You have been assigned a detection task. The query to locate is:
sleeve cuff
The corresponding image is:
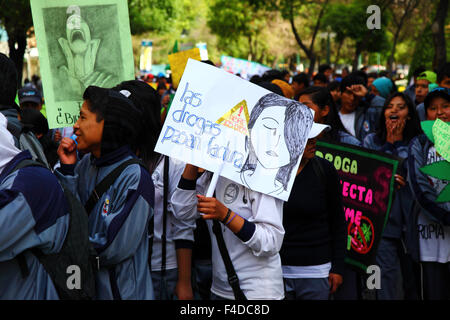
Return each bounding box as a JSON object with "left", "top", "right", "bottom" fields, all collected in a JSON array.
[
  {"left": 175, "top": 239, "right": 194, "bottom": 250},
  {"left": 58, "top": 163, "right": 75, "bottom": 176},
  {"left": 178, "top": 177, "right": 197, "bottom": 190},
  {"left": 235, "top": 219, "right": 256, "bottom": 242}
]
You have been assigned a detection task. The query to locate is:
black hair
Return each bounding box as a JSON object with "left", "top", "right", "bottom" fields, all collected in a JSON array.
[
  {"left": 19, "top": 108, "right": 49, "bottom": 136},
  {"left": 83, "top": 85, "right": 143, "bottom": 157},
  {"left": 367, "top": 72, "right": 378, "bottom": 79},
  {"left": 313, "top": 73, "right": 329, "bottom": 84},
  {"left": 376, "top": 92, "right": 422, "bottom": 144},
  {"left": 298, "top": 86, "right": 348, "bottom": 142},
  {"left": 319, "top": 64, "right": 332, "bottom": 74},
  {"left": 249, "top": 75, "right": 262, "bottom": 84},
  {"left": 413, "top": 66, "right": 426, "bottom": 78},
  {"left": 350, "top": 70, "right": 368, "bottom": 87},
  {"left": 340, "top": 74, "right": 366, "bottom": 93},
  {"left": 257, "top": 81, "right": 284, "bottom": 96},
  {"left": 241, "top": 93, "right": 313, "bottom": 191},
  {"left": 19, "top": 108, "right": 59, "bottom": 168},
  {"left": 112, "top": 80, "right": 162, "bottom": 173},
  {"left": 378, "top": 71, "right": 390, "bottom": 78},
  {"left": 292, "top": 73, "right": 310, "bottom": 88},
  {"left": 327, "top": 80, "right": 340, "bottom": 92},
  {"left": 261, "top": 69, "right": 284, "bottom": 82},
  {"left": 437, "top": 62, "right": 450, "bottom": 84},
  {"left": 0, "top": 53, "right": 18, "bottom": 107},
  {"left": 280, "top": 69, "right": 290, "bottom": 79}
]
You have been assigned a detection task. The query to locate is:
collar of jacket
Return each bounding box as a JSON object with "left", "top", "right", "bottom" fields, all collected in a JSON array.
[
  {"left": 0, "top": 150, "right": 32, "bottom": 183},
  {"left": 91, "top": 145, "right": 135, "bottom": 167}
]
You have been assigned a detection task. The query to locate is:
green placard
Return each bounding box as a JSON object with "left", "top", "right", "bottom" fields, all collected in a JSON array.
[
  {"left": 432, "top": 119, "right": 450, "bottom": 162},
  {"left": 30, "top": 0, "right": 135, "bottom": 129},
  {"left": 316, "top": 140, "right": 400, "bottom": 273}
]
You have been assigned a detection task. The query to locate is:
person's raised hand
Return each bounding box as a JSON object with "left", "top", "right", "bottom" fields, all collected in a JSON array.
[
  {"left": 57, "top": 137, "right": 77, "bottom": 165},
  {"left": 346, "top": 84, "right": 368, "bottom": 98}
]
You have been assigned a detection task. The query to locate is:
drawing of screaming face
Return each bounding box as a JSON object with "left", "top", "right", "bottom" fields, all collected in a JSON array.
[
  {"left": 66, "top": 17, "right": 91, "bottom": 54},
  {"left": 249, "top": 105, "right": 290, "bottom": 169}
]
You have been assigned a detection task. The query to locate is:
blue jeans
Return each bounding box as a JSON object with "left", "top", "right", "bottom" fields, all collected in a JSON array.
[
  {"left": 376, "top": 237, "right": 403, "bottom": 300},
  {"left": 151, "top": 268, "right": 178, "bottom": 300},
  {"left": 283, "top": 278, "right": 330, "bottom": 300},
  {"left": 192, "top": 259, "right": 213, "bottom": 300}
]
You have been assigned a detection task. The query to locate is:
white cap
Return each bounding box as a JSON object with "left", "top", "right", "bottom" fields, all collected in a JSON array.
[{"left": 308, "top": 122, "right": 331, "bottom": 139}]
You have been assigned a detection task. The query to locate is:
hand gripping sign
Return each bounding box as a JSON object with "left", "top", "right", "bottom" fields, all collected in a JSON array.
[{"left": 155, "top": 59, "right": 315, "bottom": 201}]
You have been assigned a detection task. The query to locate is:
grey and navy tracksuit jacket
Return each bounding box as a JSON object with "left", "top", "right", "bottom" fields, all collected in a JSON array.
[
  {"left": 0, "top": 150, "right": 69, "bottom": 299},
  {"left": 56, "top": 146, "right": 155, "bottom": 300}
]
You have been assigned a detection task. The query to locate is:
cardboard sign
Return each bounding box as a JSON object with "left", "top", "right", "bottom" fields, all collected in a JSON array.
[
  {"left": 315, "top": 140, "right": 400, "bottom": 273},
  {"left": 432, "top": 119, "right": 450, "bottom": 162},
  {"left": 168, "top": 48, "right": 201, "bottom": 89},
  {"left": 30, "top": 0, "right": 134, "bottom": 129},
  {"left": 155, "top": 59, "right": 314, "bottom": 201}
]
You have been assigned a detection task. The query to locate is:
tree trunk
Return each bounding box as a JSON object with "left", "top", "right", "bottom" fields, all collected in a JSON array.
[
  {"left": 308, "top": 54, "right": 316, "bottom": 79},
  {"left": 432, "top": 0, "right": 448, "bottom": 71},
  {"left": 353, "top": 42, "right": 362, "bottom": 71},
  {"left": 7, "top": 32, "right": 27, "bottom": 87},
  {"left": 334, "top": 38, "right": 344, "bottom": 66},
  {"left": 387, "top": 0, "right": 419, "bottom": 73}
]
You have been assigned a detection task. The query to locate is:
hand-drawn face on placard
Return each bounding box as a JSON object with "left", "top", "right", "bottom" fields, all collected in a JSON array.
[
  {"left": 241, "top": 93, "right": 312, "bottom": 196},
  {"left": 154, "top": 59, "right": 314, "bottom": 201},
  {"left": 42, "top": 5, "right": 121, "bottom": 101}
]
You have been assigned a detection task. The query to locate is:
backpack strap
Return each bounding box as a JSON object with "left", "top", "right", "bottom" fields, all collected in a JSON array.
[
  {"left": 212, "top": 217, "right": 247, "bottom": 300},
  {"left": 161, "top": 156, "right": 169, "bottom": 275},
  {"left": 84, "top": 158, "right": 147, "bottom": 215}
]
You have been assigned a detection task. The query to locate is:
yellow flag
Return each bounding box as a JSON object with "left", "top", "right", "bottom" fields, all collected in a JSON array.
[{"left": 168, "top": 48, "right": 201, "bottom": 89}]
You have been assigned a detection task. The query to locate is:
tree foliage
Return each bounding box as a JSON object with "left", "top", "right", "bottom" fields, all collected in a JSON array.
[{"left": 207, "top": 0, "right": 271, "bottom": 62}]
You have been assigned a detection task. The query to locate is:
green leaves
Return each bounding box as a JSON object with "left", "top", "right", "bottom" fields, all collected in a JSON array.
[{"left": 420, "top": 160, "right": 450, "bottom": 181}]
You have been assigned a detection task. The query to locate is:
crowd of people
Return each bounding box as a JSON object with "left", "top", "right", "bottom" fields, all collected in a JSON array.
[{"left": 0, "top": 51, "right": 449, "bottom": 300}]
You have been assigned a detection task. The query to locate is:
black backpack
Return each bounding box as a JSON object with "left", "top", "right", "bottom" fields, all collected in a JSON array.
[
  {"left": 14, "top": 157, "right": 151, "bottom": 300},
  {"left": 13, "top": 159, "right": 98, "bottom": 300}
]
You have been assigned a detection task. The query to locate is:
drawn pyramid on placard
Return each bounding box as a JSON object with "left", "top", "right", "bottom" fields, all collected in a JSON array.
[{"left": 216, "top": 100, "right": 250, "bottom": 136}]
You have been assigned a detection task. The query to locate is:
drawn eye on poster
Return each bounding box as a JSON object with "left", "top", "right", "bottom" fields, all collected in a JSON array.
[
  {"left": 30, "top": 0, "right": 134, "bottom": 129},
  {"left": 154, "top": 59, "right": 315, "bottom": 201}
]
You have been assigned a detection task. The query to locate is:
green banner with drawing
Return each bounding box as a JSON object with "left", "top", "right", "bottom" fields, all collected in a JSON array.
[
  {"left": 316, "top": 140, "right": 400, "bottom": 273},
  {"left": 31, "top": 0, "right": 135, "bottom": 129}
]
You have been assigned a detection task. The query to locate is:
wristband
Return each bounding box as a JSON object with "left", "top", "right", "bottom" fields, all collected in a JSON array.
[
  {"left": 225, "top": 212, "right": 237, "bottom": 226},
  {"left": 221, "top": 208, "right": 232, "bottom": 224}
]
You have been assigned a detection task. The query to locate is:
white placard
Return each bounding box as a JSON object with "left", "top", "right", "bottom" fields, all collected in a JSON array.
[{"left": 155, "top": 59, "right": 314, "bottom": 201}]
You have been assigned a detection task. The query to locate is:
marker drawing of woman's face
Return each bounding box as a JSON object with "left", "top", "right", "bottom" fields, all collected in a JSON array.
[
  {"left": 249, "top": 106, "right": 290, "bottom": 169},
  {"left": 241, "top": 92, "right": 314, "bottom": 195}
]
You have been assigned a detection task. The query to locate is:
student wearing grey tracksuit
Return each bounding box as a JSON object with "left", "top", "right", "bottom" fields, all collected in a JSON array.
[
  {"left": 406, "top": 87, "right": 450, "bottom": 300},
  {"left": 57, "top": 86, "right": 156, "bottom": 299},
  {"left": 0, "top": 113, "right": 69, "bottom": 300},
  {"left": 363, "top": 92, "right": 422, "bottom": 300}
]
